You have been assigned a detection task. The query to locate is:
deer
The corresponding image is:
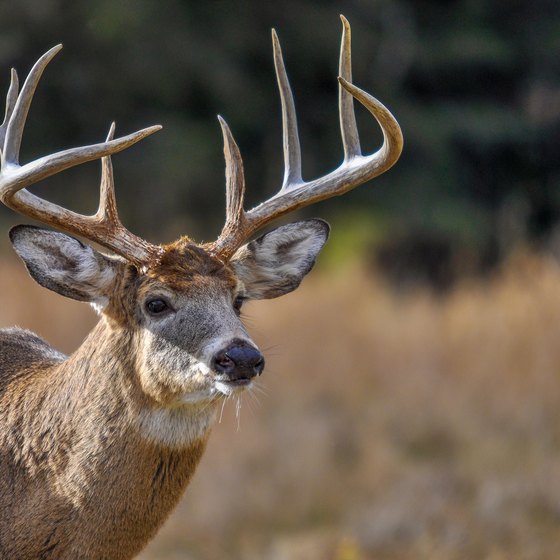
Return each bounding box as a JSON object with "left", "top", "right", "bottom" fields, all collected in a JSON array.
[{"left": 0, "top": 16, "right": 402, "bottom": 559}]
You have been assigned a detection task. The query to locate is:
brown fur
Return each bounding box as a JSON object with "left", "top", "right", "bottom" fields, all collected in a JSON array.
[{"left": 0, "top": 243, "right": 223, "bottom": 559}]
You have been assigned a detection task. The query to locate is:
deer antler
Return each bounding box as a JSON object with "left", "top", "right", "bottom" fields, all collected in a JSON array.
[
  {"left": 0, "top": 45, "right": 163, "bottom": 266},
  {"left": 209, "top": 16, "right": 403, "bottom": 260}
]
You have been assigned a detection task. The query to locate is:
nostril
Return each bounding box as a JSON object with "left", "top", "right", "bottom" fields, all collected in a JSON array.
[
  {"left": 254, "top": 356, "right": 265, "bottom": 376},
  {"left": 212, "top": 351, "right": 235, "bottom": 375}
]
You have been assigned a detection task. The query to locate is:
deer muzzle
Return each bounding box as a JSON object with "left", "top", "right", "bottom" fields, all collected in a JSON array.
[{"left": 211, "top": 339, "right": 265, "bottom": 384}]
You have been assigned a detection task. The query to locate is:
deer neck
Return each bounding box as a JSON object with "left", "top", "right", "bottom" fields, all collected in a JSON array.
[{"left": 4, "top": 318, "right": 216, "bottom": 558}]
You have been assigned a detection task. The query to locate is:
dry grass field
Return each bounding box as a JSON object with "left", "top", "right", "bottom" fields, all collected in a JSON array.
[{"left": 1, "top": 251, "right": 560, "bottom": 559}]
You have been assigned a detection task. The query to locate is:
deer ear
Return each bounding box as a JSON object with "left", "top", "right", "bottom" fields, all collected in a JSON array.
[
  {"left": 230, "top": 219, "right": 329, "bottom": 300},
  {"left": 9, "top": 225, "right": 121, "bottom": 309}
]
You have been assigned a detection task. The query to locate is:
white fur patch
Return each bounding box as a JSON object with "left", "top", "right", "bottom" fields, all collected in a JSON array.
[
  {"left": 214, "top": 381, "right": 240, "bottom": 397},
  {"left": 137, "top": 405, "right": 217, "bottom": 448}
]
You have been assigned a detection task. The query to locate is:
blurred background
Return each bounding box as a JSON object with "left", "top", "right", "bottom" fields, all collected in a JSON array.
[{"left": 1, "top": 0, "right": 560, "bottom": 558}]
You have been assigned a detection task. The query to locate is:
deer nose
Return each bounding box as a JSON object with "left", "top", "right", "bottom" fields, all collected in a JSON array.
[{"left": 212, "top": 340, "right": 265, "bottom": 381}]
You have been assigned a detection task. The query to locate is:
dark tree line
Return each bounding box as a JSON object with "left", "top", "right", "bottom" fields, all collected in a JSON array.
[{"left": 0, "top": 0, "right": 558, "bottom": 283}]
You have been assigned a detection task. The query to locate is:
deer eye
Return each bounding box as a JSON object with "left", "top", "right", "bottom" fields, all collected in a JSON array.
[
  {"left": 233, "top": 295, "right": 245, "bottom": 315},
  {"left": 145, "top": 298, "right": 169, "bottom": 315}
]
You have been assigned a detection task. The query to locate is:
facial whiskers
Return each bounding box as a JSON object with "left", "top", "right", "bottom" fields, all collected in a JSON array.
[
  {"left": 246, "top": 384, "right": 263, "bottom": 408},
  {"left": 218, "top": 394, "right": 229, "bottom": 424},
  {"left": 249, "top": 380, "right": 269, "bottom": 398},
  {"left": 214, "top": 380, "right": 266, "bottom": 428},
  {"left": 235, "top": 395, "right": 242, "bottom": 431}
]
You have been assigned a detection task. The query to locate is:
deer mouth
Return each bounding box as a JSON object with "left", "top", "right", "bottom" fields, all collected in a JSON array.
[
  {"left": 214, "top": 376, "right": 253, "bottom": 396},
  {"left": 224, "top": 377, "right": 252, "bottom": 387}
]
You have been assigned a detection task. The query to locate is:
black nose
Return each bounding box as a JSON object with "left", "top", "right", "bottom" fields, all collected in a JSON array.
[{"left": 211, "top": 340, "right": 265, "bottom": 381}]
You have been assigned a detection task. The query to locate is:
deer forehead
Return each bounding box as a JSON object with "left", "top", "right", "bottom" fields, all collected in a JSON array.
[{"left": 141, "top": 241, "right": 238, "bottom": 296}]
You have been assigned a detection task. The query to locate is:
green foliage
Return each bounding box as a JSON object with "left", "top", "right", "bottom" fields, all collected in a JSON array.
[{"left": 318, "top": 210, "right": 388, "bottom": 270}]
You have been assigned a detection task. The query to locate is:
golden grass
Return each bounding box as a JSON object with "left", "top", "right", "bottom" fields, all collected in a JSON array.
[{"left": 2, "top": 251, "right": 560, "bottom": 559}]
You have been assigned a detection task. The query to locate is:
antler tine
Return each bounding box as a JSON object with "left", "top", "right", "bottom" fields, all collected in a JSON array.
[
  {"left": 216, "top": 115, "right": 247, "bottom": 242},
  {"left": 338, "top": 14, "right": 361, "bottom": 160},
  {"left": 209, "top": 16, "right": 403, "bottom": 260},
  {"left": 0, "top": 46, "right": 163, "bottom": 266},
  {"left": 338, "top": 77, "right": 403, "bottom": 170},
  {"left": 1, "top": 124, "right": 162, "bottom": 199},
  {"left": 0, "top": 69, "right": 19, "bottom": 152},
  {"left": 97, "top": 122, "right": 120, "bottom": 224},
  {"left": 272, "top": 29, "right": 302, "bottom": 189},
  {"left": 3, "top": 45, "right": 62, "bottom": 166}
]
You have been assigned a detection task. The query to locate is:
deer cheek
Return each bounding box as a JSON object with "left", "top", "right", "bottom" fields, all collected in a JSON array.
[{"left": 135, "top": 334, "right": 197, "bottom": 404}]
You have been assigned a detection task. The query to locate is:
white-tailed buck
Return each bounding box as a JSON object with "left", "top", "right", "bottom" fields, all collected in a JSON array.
[{"left": 0, "top": 16, "right": 402, "bottom": 559}]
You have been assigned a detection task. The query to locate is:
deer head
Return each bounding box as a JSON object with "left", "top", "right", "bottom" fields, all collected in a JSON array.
[{"left": 0, "top": 16, "right": 402, "bottom": 408}]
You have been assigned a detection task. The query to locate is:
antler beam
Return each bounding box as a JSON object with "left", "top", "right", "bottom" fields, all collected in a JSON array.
[
  {"left": 210, "top": 15, "right": 403, "bottom": 259},
  {"left": 0, "top": 45, "right": 162, "bottom": 265}
]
